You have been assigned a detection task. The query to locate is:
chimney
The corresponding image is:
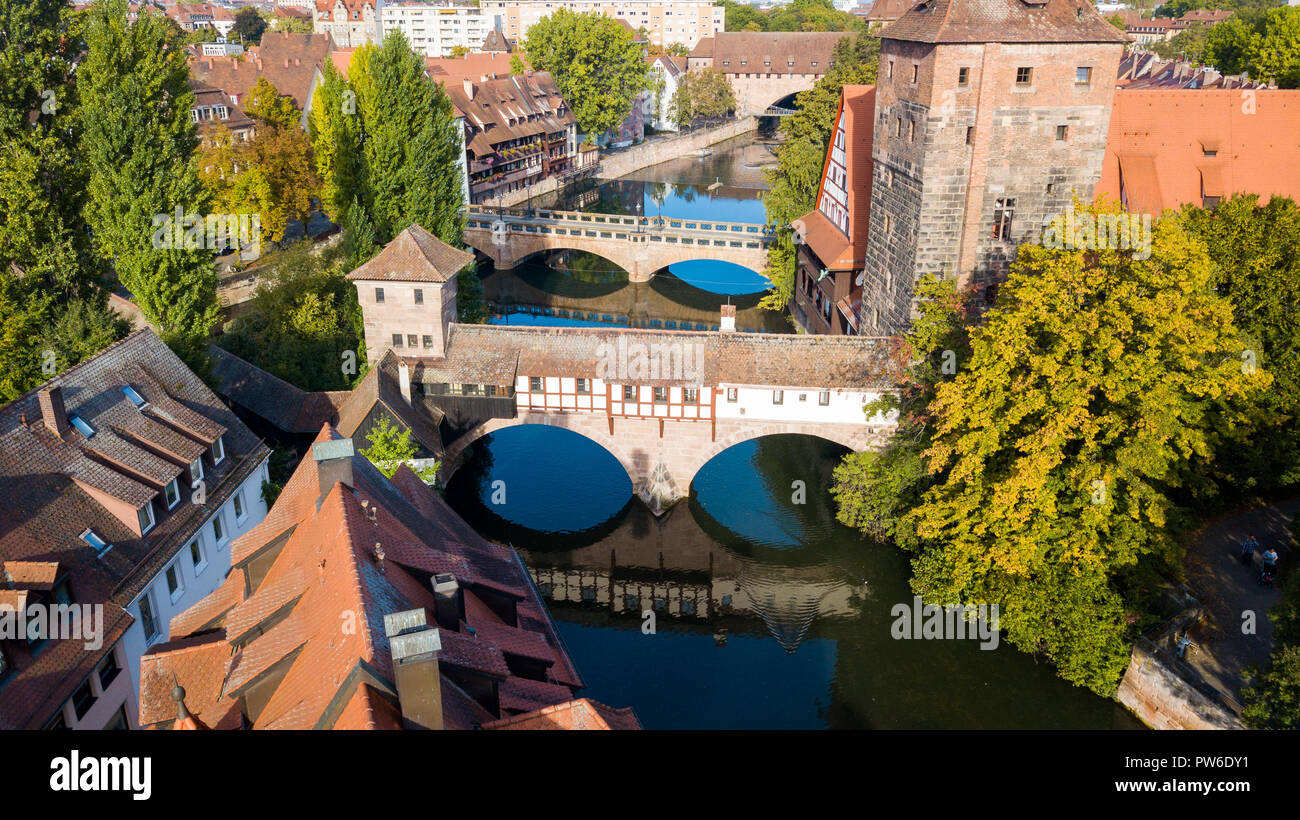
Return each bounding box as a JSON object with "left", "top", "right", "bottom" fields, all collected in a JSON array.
[
  {"left": 312, "top": 438, "right": 355, "bottom": 509},
  {"left": 719, "top": 303, "right": 737, "bottom": 332},
  {"left": 432, "top": 573, "right": 462, "bottom": 630},
  {"left": 463, "top": 78, "right": 475, "bottom": 100},
  {"left": 384, "top": 609, "right": 444, "bottom": 730},
  {"left": 38, "top": 386, "right": 69, "bottom": 436},
  {"left": 398, "top": 359, "right": 413, "bottom": 406}
]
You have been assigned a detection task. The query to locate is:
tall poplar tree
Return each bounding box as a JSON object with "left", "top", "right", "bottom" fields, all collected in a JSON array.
[
  {"left": 350, "top": 31, "right": 464, "bottom": 244},
  {"left": 79, "top": 0, "right": 218, "bottom": 340}
]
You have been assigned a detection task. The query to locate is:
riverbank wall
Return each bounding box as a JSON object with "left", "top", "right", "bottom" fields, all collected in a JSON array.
[
  {"left": 1116, "top": 597, "right": 1244, "bottom": 730},
  {"left": 491, "top": 117, "right": 759, "bottom": 208}
]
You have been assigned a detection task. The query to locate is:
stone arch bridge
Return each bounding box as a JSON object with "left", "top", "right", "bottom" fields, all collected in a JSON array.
[{"left": 463, "top": 205, "right": 775, "bottom": 283}]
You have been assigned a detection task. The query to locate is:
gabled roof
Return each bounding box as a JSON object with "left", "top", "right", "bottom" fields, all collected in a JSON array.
[
  {"left": 0, "top": 329, "right": 268, "bottom": 729},
  {"left": 880, "top": 0, "right": 1129, "bottom": 44},
  {"left": 333, "top": 351, "right": 445, "bottom": 456},
  {"left": 189, "top": 33, "right": 336, "bottom": 113},
  {"left": 346, "top": 224, "right": 475, "bottom": 284},
  {"left": 799, "top": 85, "right": 876, "bottom": 273},
  {"left": 140, "top": 424, "right": 602, "bottom": 729},
  {"left": 482, "top": 697, "right": 640, "bottom": 730},
  {"left": 866, "top": 0, "right": 920, "bottom": 21},
  {"left": 688, "top": 32, "right": 848, "bottom": 75},
  {"left": 208, "top": 344, "right": 347, "bottom": 434}
]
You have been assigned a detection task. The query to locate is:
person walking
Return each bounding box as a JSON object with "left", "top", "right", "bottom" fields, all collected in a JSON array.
[{"left": 1241, "top": 535, "right": 1259, "bottom": 566}]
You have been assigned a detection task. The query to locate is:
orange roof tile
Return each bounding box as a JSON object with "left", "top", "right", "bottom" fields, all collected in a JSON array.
[{"left": 1097, "top": 90, "right": 1300, "bottom": 215}]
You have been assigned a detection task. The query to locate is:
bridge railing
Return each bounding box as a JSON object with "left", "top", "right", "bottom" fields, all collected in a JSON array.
[{"left": 465, "top": 204, "right": 776, "bottom": 248}]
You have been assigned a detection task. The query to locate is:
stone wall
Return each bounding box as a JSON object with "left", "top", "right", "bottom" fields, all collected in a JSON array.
[
  {"left": 1116, "top": 604, "right": 1244, "bottom": 730},
  {"left": 860, "top": 38, "right": 1122, "bottom": 335},
  {"left": 441, "top": 411, "right": 892, "bottom": 514}
]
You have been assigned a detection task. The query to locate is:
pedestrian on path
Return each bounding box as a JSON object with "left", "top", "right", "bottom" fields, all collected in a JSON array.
[{"left": 1241, "top": 534, "right": 1260, "bottom": 566}]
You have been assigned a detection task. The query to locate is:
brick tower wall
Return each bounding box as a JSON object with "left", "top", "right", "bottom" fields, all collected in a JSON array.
[{"left": 860, "top": 37, "right": 1122, "bottom": 335}]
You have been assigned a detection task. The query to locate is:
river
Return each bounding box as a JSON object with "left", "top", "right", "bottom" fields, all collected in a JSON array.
[{"left": 449, "top": 133, "right": 1144, "bottom": 729}]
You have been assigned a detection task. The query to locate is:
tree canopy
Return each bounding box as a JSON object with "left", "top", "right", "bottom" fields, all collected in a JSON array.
[
  {"left": 835, "top": 202, "right": 1269, "bottom": 695},
  {"left": 522, "top": 9, "right": 651, "bottom": 139}
]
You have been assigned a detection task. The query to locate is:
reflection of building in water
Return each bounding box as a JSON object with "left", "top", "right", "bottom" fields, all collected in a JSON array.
[{"left": 522, "top": 506, "right": 865, "bottom": 652}]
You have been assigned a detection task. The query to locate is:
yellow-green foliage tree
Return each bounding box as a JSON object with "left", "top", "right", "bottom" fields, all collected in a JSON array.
[{"left": 844, "top": 202, "right": 1269, "bottom": 695}]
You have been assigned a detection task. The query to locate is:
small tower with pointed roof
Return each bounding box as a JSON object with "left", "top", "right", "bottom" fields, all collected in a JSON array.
[
  {"left": 859, "top": 0, "right": 1127, "bottom": 334},
  {"left": 346, "top": 224, "right": 476, "bottom": 362}
]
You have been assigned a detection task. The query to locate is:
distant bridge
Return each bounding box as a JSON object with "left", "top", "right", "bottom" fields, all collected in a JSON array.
[{"left": 463, "top": 205, "right": 776, "bottom": 283}]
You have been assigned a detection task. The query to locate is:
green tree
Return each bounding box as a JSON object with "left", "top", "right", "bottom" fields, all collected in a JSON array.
[
  {"left": 897, "top": 204, "right": 1267, "bottom": 695},
  {"left": 308, "top": 58, "right": 363, "bottom": 224},
  {"left": 1242, "top": 645, "right": 1300, "bottom": 729},
  {"left": 351, "top": 31, "right": 465, "bottom": 244},
  {"left": 35, "top": 297, "right": 132, "bottom": 377},
  {"left": 0, "top": 0, "right": 101, "bottom": 294},
  {"left": 833, "top": 276, "right": 968, "bottom": 546},
  {"left": 360, "top": 416, "right": 438, "bottom": 481},
  {"left": 510, "top": 53, "right": 526, "bottom": 75},
  {"left": 80, "top": 0, "right": 218, "bottom": 342},
  {"left": 522, "top": 9, "right": 651, "bottom": 139},
  {"left": 232, "top": 7, "right": 268, "bottom": 45},
  {"left": 341, "top": 194, "right": 379, "bottom": 271},
  {"left": 766, "top": 0, "right": 861, "bottom": 32},
  {"left": 1152, "top": 22, "right": 1213, "bottom": 60},
  {"left": 1205, "top": 6, "right": 1300, "bottom": 86},
  {"left": 716, "top": 0, "right": 769, "bottom": 32},
  {"left": 1177, "top": 194, "right": 1300, "bottom": 490},
  {"left": 668, "top": 68, "right": 737, "bottom": 128},
  {"left": 456, "top": 262, "right": 488, "bottom": 324},
  {"left": 201, "top": 79, "right": 318, "bottom": 243},
  {"left": 217, "top": 240, "right": 365, "bottom": 391}
]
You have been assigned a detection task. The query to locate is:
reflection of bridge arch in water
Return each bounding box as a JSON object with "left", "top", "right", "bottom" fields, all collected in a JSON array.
[{"left": 480, "top": 262, "right": 787, "bottom": 333}]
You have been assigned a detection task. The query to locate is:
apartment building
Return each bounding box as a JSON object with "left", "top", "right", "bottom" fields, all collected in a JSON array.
[
  {"left": 479, "top": 0, "right": 724, "bottom": 50},
  {"left": 0, "top": 330, "right": 271, "bottom": 729},
  {"left": 382, "top": 2, "right": 495, "bottom": 57},
  {"left": 443, "top": 71, "right": 580, "bottom": 204},
  {"left": 314, "top": 0, "right": 382, "bottom": 47}
]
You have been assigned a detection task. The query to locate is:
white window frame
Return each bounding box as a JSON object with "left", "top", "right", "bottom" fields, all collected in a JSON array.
[
  {"left": 138, "top": 501, "right": 155, "bottom": 535},
  {"left": 232, "top": 489, "right": 246, "bottom": 522},
  {"left": 212, "top": 435, "right": 226, "bottom": 465},
  {"left": 190, "top": 539, "right": 208, "bottom": 575},
  {"left": 164, "top": 477, "right": 181, "bottom": 510},
  {"left": 138, "top": 588, "right": 161, "bottom": 644},
  {"left": 165, "top": 560, "right": 184, "bottom": 602},
  {"left": 189, "top": 457, "right": 204, "bottom": 484},
  {"left": 212, "top": 510, "right": 227, "bottom": 546},
  {"left": 81, "top": 528, "right": 111, "bottom": 557}
]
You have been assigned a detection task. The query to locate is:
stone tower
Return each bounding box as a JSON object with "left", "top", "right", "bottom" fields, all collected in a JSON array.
[
  {"left": 859, "top": 0, "right": 1126, "bottom": 335},
  {"left": 346, "top": 224, "right": 476, "bottom": 362}
]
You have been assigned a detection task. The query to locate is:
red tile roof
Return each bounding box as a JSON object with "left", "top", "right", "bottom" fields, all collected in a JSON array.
[
  {"left": 1097, "top": 89, "right": 1300, "bottom": 215},
  {"left": 140, "top": 423, "right": 623, "bottom": 729},
  {"left": 798, "top": 85, "right": 875, "bottom": 273},
  {"left": 346, "top": 223, "right": 475, "bottom": 284},
  {"left": 482, "top": 698, "right": 641, "bottom": 730}
]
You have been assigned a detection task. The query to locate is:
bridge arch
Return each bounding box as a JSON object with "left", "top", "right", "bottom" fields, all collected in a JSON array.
[
  {"left": 442, "top": 413, "right": 894, "bottom": 515},
  {"left": 463, "top": 207, "right": 773, "bottom": 283}
]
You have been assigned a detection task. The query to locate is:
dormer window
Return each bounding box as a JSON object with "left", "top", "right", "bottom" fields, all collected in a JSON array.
[
  {"left": 69, "top": 415, "right": 95, "bottom": 438},
  {"left": 164, "top": 478, "right": 180, "bottom": 509},
  {"left": 122, "top": 385, "right": 148, "bottom": 409},
  {"left": 137, "top": 501, "right": 155, "bottom": 535},
  {"left": 212, "top": 434, "right": 225, "bottom": 465},
  {"left": 189, "top": 457, "right": 204, "bottom": 485},
  {"left": 81, "top": 529, "right": 111, "bottom": 557}
]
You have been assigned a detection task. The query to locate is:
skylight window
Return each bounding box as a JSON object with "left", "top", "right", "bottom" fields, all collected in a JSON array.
[
  {"left": 69, "top": 415, "right": 95, "bottom": 438},
  {"left": 81, "top": 529, "right": 111, "bottom": 557},
  {"left": 122, "top": 385, "right": 148, "bottom": 409}
]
